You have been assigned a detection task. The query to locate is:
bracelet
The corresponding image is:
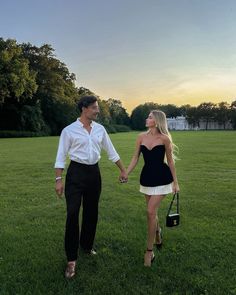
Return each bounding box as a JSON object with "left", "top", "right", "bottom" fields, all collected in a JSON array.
[{"left": 55, "top": 176, "right": 62, "bottom": 181}]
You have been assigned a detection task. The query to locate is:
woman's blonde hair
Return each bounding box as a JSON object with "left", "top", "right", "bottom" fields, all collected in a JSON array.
[{"left": 150, "top": 110, "right": 179, "bottom": 161}]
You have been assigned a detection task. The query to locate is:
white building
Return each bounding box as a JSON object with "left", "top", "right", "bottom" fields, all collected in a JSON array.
[
  {"left": 167, "top": 116, "right": 233, "bottom": 130},
  {"left": 167, "top": 116, "right": 189, "bottom": 130}
]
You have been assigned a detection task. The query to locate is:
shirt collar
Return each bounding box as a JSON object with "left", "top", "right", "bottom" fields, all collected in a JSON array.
[{"left": 77, "top": 118, "right": 95, "bottom": 128}]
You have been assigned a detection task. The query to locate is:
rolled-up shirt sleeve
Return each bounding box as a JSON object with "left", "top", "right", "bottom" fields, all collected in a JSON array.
[
  {"left": 54, "top": 128, "right": 71, "bottom": 169},
  {"left": 102, "top": 128, "right": 120, "bottom": 163}
]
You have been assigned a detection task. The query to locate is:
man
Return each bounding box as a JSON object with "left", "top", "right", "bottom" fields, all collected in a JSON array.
[{"left": 54, "top": 95, "right": 128, "bottom": 279}]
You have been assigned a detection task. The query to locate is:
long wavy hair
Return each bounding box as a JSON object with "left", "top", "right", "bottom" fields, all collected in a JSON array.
[{"left": 150, "top": 110, "right": 179, "bottom": 161}]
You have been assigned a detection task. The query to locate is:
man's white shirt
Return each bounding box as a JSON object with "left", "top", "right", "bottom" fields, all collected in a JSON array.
[{"left": 54, "top": 119, "right": 120, "bottom": 169}]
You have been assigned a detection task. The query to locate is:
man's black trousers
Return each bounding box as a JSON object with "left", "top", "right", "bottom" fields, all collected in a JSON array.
[{"left": 64, "top": 160, "right": 101, "bottom": 261}]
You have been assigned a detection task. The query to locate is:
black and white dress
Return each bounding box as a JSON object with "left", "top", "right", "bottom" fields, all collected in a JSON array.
[{"left": 139, "top": 144, "right": 173, "bottom": 195}]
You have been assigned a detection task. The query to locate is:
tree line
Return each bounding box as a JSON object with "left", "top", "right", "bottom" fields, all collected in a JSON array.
[
  {"left": 0, "top": 38, "right": 131, "bottom": 136},
  {"left": 0, "top": 38, "right": 235, "bottom": 137},
  {"left": 131, "top": 101, "right": 236, "bottom": 130}
]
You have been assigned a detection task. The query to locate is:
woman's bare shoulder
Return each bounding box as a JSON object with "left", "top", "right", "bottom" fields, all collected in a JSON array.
[
  {"left": 137, "top": 132, "right": 147, "bottom": 142},
  {"left": 138, "top": 131, "right": 147, "bottom": 136},
  {"left": 137, "top": 132, "right": 147, "bottom": 140},
  {"left": 161, "top": 134, "right": 171, "bottom": 144}
]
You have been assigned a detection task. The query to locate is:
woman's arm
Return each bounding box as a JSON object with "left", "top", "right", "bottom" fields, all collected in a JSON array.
[
  {"left": 164, "top": 136, "right": 180, "bottom": 193},
  {"left": 126, "top": 134, "right": 143, "bottom": 175}
]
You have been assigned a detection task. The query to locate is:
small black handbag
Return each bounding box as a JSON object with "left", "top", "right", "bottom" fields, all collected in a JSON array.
[{"left": 166, "top": 193, "right": 180, "bottom": 227}]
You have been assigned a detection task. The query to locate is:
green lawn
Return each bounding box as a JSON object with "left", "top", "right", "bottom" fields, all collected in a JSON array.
[{"left": 0, "top": 131, "right": 235, "bottom": 295}]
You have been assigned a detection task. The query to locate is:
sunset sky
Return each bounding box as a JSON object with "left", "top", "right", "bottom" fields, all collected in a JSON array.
[{"left": 1, "top": 0, "right": 236, "bottom": 113}]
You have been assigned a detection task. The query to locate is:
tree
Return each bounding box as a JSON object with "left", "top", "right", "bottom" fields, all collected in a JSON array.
[
  {"left": 185, "top": 106, "right": 200, "bottom": 128},
  {"left": 0, "top": 38, "right": 38, "bottom": 130},
  {"left": 106, "top": 98, "right": 130, "bottom": 126},
  {"left": 197, "top": 102, "right": 216, "bottom": 130},
  {"left": 20, "top": 103, "right": 48, "bottom": 132},
  {"left": 179, "top": 104, "right": 192, "bottom": 116},
  {"left": 158, "top": 104, "right": 181, "bottom": 118},
  {"left": 0, "top": 38, "right": 37, "bottom": 105},
  {"left": 97, "top": 99, "right": 111, "bottom": 125},
  {"left": 21, "top": 42, "right": 78, "bottom": 134},
  {"left": 77, "top": 87, "right": 94, "bottom": 97},
  {"left": 131, "top": 102, "right": 159, "bottom": 130},
  {"left": 215, "top": 102, "right": 230, "bottom": 129},
  {"left": 230, "top": 100, "right": 236, "bottom": 129}
]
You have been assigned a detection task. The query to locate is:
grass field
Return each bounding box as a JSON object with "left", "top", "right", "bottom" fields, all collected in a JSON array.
[{"left": 0, "top": 131, "right": 235, "bottom": 295}]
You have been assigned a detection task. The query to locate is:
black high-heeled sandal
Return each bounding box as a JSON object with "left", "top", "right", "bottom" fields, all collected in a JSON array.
[
  {"left": 155, "top": 228, "right": 163, "bottom": 249},
  {"left": 144, "top": 249, "right": 155, "bottom": 267}
]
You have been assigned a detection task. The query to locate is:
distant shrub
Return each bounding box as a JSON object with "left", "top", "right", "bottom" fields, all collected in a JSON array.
[
  {"left": 103, "top": 124, "right": 117, "bottom": 134},
  {"left": 112, "top": 124, "right": 131, "bottom": 132},
  {"left": 103, "top": 124, "right": 131, "bottom": 133},
  {"left": 0, "top": 130, "right": 47, "bottom": 138}
]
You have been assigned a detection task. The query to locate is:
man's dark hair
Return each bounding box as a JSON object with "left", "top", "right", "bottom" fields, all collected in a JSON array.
[{"left": 77, "top": 95, "right": 98, "bottom": 112}]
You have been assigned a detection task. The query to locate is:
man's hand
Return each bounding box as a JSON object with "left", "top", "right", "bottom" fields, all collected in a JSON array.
[
  {"left": 119, "top": 170, "right": 128, "bottom": 183},
  {"left": 55, "top": 180, "right": 64, "bottom": 197}
]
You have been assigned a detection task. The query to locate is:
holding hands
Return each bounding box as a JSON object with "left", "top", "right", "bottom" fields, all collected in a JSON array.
[{"left": 119, "top": 169, "right": 128, "bottom": 183}]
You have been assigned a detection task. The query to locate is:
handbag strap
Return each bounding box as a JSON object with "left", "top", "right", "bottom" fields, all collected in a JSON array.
[{"left": 167, "top": 193, "right": 179, "bottom": 216}]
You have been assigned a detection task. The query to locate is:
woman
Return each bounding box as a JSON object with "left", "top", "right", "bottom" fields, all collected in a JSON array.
[{"left": 127, "top": 110, "right": 180, "bottom": 267}]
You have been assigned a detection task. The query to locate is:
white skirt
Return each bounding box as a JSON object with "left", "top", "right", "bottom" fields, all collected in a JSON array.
[{"left": 140, "top": 183, "right": 173, "bottom": 196}]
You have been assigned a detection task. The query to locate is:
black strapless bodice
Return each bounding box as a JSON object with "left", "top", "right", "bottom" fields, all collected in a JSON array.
[{"left": 140, "top": 145, "right": 173, "bottom": 187}]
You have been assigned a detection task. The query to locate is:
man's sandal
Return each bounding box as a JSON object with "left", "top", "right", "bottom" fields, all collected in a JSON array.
[{"left": 65, "top": 261, "right": 76, "bottom": 279}]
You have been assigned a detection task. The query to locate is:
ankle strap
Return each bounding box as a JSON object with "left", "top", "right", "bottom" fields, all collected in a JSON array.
[{"left": 146, "top": 248, "right": 153, "bottom": 252}]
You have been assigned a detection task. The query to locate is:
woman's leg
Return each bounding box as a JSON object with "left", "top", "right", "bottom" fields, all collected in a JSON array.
[
  {"left": 144, "top": 194, "right": 164, "bottom": 266},
  {"left": 146, "top": 195, "right": 164, "bottom": 249},
  {"left": 155, "top": 213, "right": 162, "bottom": 245}
]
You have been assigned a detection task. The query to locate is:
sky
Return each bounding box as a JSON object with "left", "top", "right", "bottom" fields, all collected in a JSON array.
[{"left": 1, "top": 0, "right": 236, "bottom": 113}]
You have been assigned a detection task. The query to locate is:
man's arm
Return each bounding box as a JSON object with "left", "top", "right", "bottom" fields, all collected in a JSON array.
[
  {"left": 102, "top": 128, "right": 128, "bottom": 182},
  {"left": 54, "top": 129, "right": 71, "bottom": 197},
  {"left": 55, "top": 168, "right": 64, "bottom": 196}
]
